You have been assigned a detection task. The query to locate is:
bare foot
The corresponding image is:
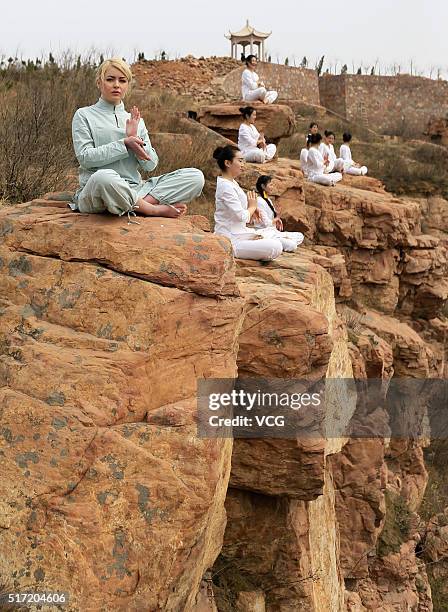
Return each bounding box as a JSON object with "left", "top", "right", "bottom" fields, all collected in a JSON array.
[{"left": 135, "top": 198, "right": 187, "bottom": 218}]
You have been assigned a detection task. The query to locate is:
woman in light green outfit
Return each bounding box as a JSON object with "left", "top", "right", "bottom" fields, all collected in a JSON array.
[{"left": 71, "top": 57, "right": 204, "bottom": 221}]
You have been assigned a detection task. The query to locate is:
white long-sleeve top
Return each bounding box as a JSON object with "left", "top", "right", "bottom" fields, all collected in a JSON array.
[
  {"left": 340, "top": 143, "right": 353, "bottom": 163},
  {"left": 241, "top": 69, "right": 260, "bottom": 98},
  {"left": 238, "top": 123, "right": 260, "bottom": 154},
  {"left": 300, "top": 148, "right": 310, "bottom": 177},
  {"left": 252, "top": 195, "right": 276, "bottom": 229},
  {"left": 214, "top": 176, "right": 256, "bottom": 241},
  {"left": 319, "top": 142, "right": 337, "bottom": 163},
  {"left": 306, "top": 147, "right": 326, "bottom": 178}
]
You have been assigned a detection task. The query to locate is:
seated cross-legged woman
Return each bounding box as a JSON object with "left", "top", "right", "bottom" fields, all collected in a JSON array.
[
  {"left": 307, "top": 133, "right": 343, "bottom": 186},
  {"left": 319, "top": 130, "right": 346, "bottom": 173},
  {"left": 238, "top": 106, "right": 276, "bottom": 163},
  {"left": 251, "top": 175, "right": 304, "bottom": 252},
  {"left": 241, "top": 54, "right": 278, "bottom": 104},
  {"left": 213, "top": 145, "right": 283, "bottom": 261},
  {"left": 70, "top": 57, "right": 204, "bottom": 221},
  {"left": 339, "top": 132, "right": 368, "bottom": 175}
]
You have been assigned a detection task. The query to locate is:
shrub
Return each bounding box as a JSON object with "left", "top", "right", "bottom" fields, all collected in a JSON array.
[{"left": 0, "top": 58, "right": 97, "bottom": 203}]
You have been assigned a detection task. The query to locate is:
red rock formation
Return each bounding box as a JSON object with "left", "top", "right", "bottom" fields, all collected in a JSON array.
[
  {"left": 197, "top": 103, "right": 295, "bottom": 144},
  {"left": 0, "top": 199, "right": 244, "bottom": 610}
]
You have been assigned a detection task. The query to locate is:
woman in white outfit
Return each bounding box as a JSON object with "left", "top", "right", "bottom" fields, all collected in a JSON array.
[
  {"left": 300, "top": 137, "right": 311, "bottom": 178},
  {"left": 307, "top": 133, "right": 343, "bottom": 186},
  {"left": 238, "top": 106, "right": 277, "bottom": 163},
  {"left": 319, "top": 130, "right": 346, "bottom": 173},
  {"left": 340, "top": 132, "right": 368, "bottom": 175},
  {"left": 213, "top": 145, "right": 283, "bottom": 261},
  {"left": 241, "top": 55, "right": 278, "bottom": 104},
  {"left": 252, "top": 175, "right": 304, "bottom": 252}
]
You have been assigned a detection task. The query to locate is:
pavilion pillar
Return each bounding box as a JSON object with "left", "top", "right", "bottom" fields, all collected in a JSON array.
[{"left": 250, "top": 36, "right": 253, "bottom": 55}]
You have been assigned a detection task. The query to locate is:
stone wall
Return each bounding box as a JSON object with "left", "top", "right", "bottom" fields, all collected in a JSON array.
[
  {"left": 319, "top": 73, "right": 448, "bottom": 136},
  {"left": 318, "top": 75, "right": 346, "bottom": 118},
  {"left": 222, "top": 62, "right": 320, "bottom": 104}
]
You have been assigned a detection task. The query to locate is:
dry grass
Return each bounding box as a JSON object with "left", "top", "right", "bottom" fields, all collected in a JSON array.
[{"left": 0, "top": 59, "right": 98, "bottom": 203}]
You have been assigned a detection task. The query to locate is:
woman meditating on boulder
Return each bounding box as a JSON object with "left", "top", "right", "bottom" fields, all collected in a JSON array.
[
  {"left": 213, "top": 145, "right": 283, "bottom": 261},
  {"left": 307, "top": 133, "right": 343, "bottom": 186},
  {"left": 238, "top": 106, "right": 276, "bottom": 163},
  {"left": 70, "top": 57, "right": 204, "bottom": 221},
  {"left": 339, "top": 132, "right": 368, "bottom": 176},
  {"left": 241, "top": 55, "right": 278, "bottom": 104},
  {"left": 251, "top": 175, "right": 304, "bottom": 252},
  {"left": 319, "top": 130, "right": 346, "bottom": 173}
]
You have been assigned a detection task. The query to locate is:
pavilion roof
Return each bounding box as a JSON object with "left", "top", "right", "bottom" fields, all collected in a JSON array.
[{"left": 226, "top": 20, "right": 271, "bottom": 40}]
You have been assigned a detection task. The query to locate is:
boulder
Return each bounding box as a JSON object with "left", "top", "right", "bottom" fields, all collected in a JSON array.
[
  {"left": 197, "top": 103, "right": 295, "bottom": 144},
  {"left": 0, "top": 201, "right": 245, "bottom": 610},
  {"left": 0, "top": 200, "right": 237, "bottom": 297}
]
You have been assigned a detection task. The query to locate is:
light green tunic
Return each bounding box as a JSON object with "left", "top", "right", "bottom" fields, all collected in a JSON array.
[
  {"left": 71, "top": 98, "right": 204, "bottom": 218},
  {"left": 71, "top": 97, "right": 162, "bottom": 208}
]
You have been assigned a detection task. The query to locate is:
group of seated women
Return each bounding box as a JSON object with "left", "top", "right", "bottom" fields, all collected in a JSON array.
[
  {"left": 300, "top": 122, "right": 368, "bottom": 186},
  {"left": 214, "top": 145, "right": 303, "bottom": 262},
  {"left": 70, "top": 57, "right": 301, "bottom": 265}
]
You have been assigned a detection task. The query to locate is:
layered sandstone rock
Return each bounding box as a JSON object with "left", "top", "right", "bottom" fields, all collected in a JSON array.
[
  {"left": 0, "top": 199, "right": 244, "bottom": 611},
  {"left": 213, "top": 247, "right": 354, "bottom": 611},
  {"left": 197, "top": 103, "right": 295, "bottom": 144}
]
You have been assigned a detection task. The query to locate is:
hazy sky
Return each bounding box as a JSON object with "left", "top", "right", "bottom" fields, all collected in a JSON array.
[{"left": 1, "top": 0, "right": 447, "bottom": 76}]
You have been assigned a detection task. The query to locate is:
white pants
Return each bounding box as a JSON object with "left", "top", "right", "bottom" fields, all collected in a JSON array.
[
  {"left": 346, "top": 164, "right": 368, "bottom": 176},
  {"left": 244, "top": 88, "right": 278, "bottom": 104},
  {"left": 243, "top": 144, "right": 277, "bottom": 163},
  {"left": 308, "top": 172, "right": 343, "bottom": 186},
  {"left": 232, "top": 236, "right": 283, "bottom": 261},
  {"left": 258, "top": 226, "right": 304, "bottom": 252},
  {"left": 324, "top": 158, "right": 346, "bottom": 174}
]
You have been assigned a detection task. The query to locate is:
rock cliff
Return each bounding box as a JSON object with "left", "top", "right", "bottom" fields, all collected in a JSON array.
[{"left": 1, "top": 102, "right": 448, "bottom": 611}]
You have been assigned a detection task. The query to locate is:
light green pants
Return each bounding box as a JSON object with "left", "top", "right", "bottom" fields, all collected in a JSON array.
[{"left": 77, "top": 168, "right": 205, "bottom": 215}]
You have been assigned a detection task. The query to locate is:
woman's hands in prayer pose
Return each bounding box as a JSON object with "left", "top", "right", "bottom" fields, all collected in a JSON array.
[
  {"left": 126, "top": 106, "right": 141, "bottom": 137},
  {"left": 257, "top": 131, "right": 267, "bottom": 151},
  {"left": 247, "top": 190, "right": 261, "bottom": 223},
  {"left": 124, "top": 106, "right": 151, "bottom": 161}
]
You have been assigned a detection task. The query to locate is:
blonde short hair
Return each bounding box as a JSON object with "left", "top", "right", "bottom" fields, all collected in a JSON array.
[{"left": 96, "top": 57, "right": 133, "bottom": 93}]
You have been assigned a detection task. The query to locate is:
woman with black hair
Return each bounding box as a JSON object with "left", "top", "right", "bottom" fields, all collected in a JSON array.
[
  {"left": 319, "top": 130, "right": 345, "bottom": 173},
  {"left": 306, "top": 121, "right": 319, "bottom": 144},
  {"left": 238, "top": 106, "right": 276, "bottom": 163},
  {"left": 241, "top": 55, "right": 278, "bottom": 104},
  {"left": 340, "top": 132, "right": 368, "bottom": 175},
  {"left": 213, "top": 145, "right": 283, "bottom": 261},
  {"left": 307, "top": 133, "right": 343, "bottom": 186},
  {"left": 252, "top": 175, "right": 304, "bottom": 251}
]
